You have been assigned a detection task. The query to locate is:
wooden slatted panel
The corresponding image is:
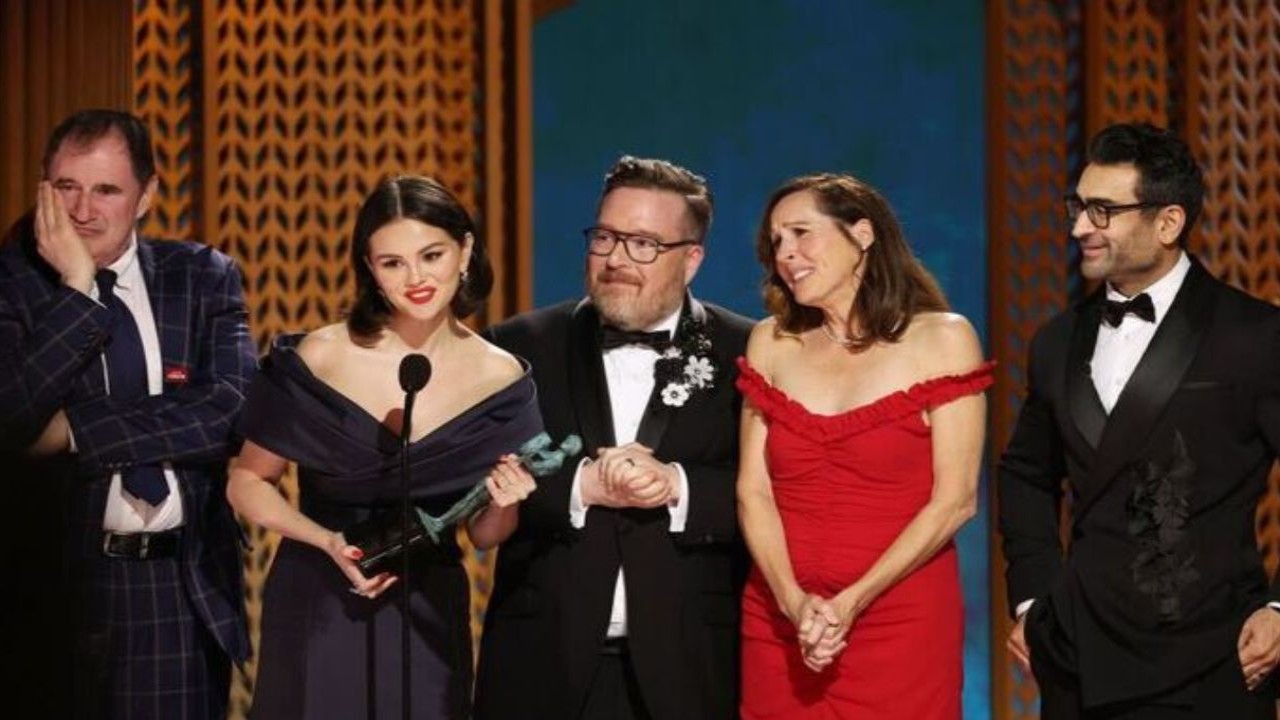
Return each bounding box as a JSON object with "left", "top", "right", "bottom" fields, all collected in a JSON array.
[
  {"left": 134, "top": 0, "right": 199, "bottom": 242},
  {"left": 1186, "top": 0, "right": 1280, "bottom": 583},
  {"left": 987, "top": 3, "right": 1083, "bottom": 716}
]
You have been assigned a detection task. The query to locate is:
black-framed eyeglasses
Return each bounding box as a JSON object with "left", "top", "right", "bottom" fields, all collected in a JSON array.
[
  {"left": 1063, "top": 194, "right": 1166, "bottom": 229},
  {"left": 582, "top": 226, "right": 700, "bottom": 264}
]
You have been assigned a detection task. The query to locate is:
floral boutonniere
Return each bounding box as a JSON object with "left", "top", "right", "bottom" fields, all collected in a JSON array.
[{"left": 653, "top": 312, "right": 717, "bottom": 408}]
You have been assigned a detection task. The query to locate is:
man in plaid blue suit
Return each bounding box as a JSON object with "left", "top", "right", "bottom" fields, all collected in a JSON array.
[{"left": 0, "top": 110, "right": 252, "bottom": 719}]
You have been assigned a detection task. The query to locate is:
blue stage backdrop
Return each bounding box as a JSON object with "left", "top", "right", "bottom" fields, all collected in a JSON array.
[{"left": 532, "top": 2, "right": 987, "bottom": 716}]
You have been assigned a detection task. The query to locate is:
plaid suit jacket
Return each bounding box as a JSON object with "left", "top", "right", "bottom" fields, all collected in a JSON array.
[{"left": 0, "top": 218, "right": 252, "bottom": 663}]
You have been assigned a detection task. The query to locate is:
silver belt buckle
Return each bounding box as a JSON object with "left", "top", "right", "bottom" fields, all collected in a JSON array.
[{"left": 102, "top": 532, "right": 150, "bottom": 559}]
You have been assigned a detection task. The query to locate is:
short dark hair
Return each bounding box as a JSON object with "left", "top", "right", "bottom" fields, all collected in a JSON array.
[
  {"left": 346, "top": 175, "right": 493, "bottom": 342},
  {"left": 756, "top": 173, "right": 948, "bottom": 349},
  {"left": 1086, "top": 123, "right": 1205, "bottom": 246},
  {"left": 42, "top": 109, "right": 156, "bottom": 185},
  {"left": 599, "top": 155, "right": 713, "bottom": 243}
]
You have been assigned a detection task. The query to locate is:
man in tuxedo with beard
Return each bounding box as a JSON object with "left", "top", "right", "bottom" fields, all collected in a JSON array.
[
  {"left": 1000, "top": 122, "right": 1280, "bottom": 719},
  {"left": 474, "top": 156, "right": 752, "bottom": 720}
]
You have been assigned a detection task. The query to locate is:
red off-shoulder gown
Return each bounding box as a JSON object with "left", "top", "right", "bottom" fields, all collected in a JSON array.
[{"left": 736, "top": 358, "right": 994, "bottom": 719}]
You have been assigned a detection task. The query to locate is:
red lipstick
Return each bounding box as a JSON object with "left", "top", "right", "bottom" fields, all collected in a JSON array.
[{"left": 405, "top": 286, "right": 436, "bottom": 305}]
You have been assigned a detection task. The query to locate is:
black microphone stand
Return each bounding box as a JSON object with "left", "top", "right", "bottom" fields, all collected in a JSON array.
[
  {"left": 400, "top": 386, "right": 414, "bottom": 720},
  {"left": 396, "top": 353, "right": 430, "bottom": 720}
]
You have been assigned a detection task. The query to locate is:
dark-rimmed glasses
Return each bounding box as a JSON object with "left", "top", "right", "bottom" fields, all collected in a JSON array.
[
  {"left": 583, "top": 226, "right": 699, "bottom": 264},
  {"left": 1063, "top": 194, "right": 1166, "bottom": 229}
]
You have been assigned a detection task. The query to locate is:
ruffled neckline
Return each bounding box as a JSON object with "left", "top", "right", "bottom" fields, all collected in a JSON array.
[{"left": 735, "top": 356, "right": 995, "bottom": 439}]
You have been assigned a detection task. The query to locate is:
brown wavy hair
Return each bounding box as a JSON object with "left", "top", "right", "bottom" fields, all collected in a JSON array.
[{"left": 756, "top": 173, "right": 948, "bottom": 349}]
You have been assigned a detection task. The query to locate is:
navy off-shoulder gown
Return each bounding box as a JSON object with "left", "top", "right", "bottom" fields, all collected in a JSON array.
[{"left": 237, "top": 336, "right": 543, "bottom": 719}]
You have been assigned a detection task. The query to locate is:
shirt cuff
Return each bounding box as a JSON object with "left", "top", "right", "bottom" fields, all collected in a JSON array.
[
  {"left": 1268, "top": 601, "right": 1280, "bottom": 612},
  {"left": 1015, "top": 599, "right": 1034, "bottom": 618},
  {"left": 666, "top": 463, "right": 690, "bottom": 532},
  {"left": 568, "top": 457, "right": 590, "bottom": 529}
]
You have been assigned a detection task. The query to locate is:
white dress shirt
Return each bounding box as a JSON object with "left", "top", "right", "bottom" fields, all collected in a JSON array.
[
  {"left": 568, "top": 307, "right": 691, "bottom": 638},
  {"left": 1090, "top": 252, "right": 1191, "bottom": 412},
  {"left": 87, "top": 235, "right": 185, "bottom": 531}
]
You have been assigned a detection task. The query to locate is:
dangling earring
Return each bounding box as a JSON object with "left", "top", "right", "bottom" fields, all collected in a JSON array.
[{"left": 460, "top": 267, "right": 470, "bottom": 283}]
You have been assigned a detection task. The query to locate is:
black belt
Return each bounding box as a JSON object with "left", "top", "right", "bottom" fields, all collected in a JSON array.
[
  {"left": 600, "top": 637, "right": 629, "bottom": 656},
  {"left": 102, "top": 529, "right": 182, "bottom": 560}
]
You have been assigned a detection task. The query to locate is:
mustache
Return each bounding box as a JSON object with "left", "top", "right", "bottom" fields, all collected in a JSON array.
[{"left": 594, "top": 269, "right": 642, "bottom": 285}]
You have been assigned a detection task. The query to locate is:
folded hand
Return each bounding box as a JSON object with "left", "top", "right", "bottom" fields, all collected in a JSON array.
[{"left": 593, "top": 444, "right": 678, "bottom": 509}]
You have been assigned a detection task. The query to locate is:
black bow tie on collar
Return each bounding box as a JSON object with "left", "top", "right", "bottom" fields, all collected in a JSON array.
[
  {"left": 600, "top": 326, "right": 672, "bottom": 351},
  {"left": 1102, "top": 292, "right": 1156, "bottom": 328}
]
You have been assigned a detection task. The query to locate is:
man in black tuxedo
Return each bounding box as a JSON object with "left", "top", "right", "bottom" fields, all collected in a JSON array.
[
  {"left": 999, "top": 122, "right": 1280, "bottom": 718},
  {"left": 474, "top": 156, "right": 753, "bottom": 720}
]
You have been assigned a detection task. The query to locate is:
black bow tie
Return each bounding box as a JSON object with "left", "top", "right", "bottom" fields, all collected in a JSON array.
[
  {"left": 600, "top": 326, "right": 672, "bottom": 351},
  {"left": 1102, "top": 293, "right": 1156, "bottom": 328}
]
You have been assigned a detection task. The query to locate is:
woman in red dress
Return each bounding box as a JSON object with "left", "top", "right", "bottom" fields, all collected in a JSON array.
[{"left": 737, "top": 174, "right": 991, "bottom": 719}]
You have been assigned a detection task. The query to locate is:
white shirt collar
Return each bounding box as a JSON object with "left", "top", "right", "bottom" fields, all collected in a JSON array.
[
  {"left": 1105, "top": 251, "right": 1190, "bottom": 324},
  {"left": 105, "top": 233, "right": 141, "bottom": 292}
]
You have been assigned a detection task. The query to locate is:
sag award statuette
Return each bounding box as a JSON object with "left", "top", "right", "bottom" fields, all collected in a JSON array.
[{"left": 345, "top": 432, "right": 583, "bottom": 577}]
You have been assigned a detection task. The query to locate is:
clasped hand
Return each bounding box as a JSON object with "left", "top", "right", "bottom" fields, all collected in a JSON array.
[
  {"left": 582, "top": 443, "right": 679, "bottom": 509},
  {"left": 786, "top": 587, "right": 866, "bottom": 672},
  {"left": 1239, "top": 606, "right": 1280, "bottom": 691}
]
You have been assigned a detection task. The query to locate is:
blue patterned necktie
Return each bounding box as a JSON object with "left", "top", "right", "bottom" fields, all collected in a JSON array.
[{"left": 96, "top": 270, "right": 169, "bottom": 505}]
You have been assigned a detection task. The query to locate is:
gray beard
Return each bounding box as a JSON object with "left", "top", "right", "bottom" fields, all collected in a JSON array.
[{"left": 589, "top": 286, "right": 685, "bottom": 331}]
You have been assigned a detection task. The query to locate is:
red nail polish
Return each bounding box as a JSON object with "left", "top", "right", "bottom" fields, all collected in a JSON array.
[{"left": 351, "top": 548, "right": 364, "bottom": 559}]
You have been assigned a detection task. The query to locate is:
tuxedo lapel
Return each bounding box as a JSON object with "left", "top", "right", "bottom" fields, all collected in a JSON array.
[
  {"left": 567, "top": 299, "right": 616, "bottom": 453},
  {"left": 633, "top": 296, "right": 706, "bottom": 450},
  {"left": 1066, "top": 293, "right": 1108, "bottom": 450},
  {"left": 1073, "top": 261, "right": 1217, "bottom": 521}
]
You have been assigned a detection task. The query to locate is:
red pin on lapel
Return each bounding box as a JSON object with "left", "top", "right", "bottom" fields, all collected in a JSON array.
[{"left": 164, "top": 365, "right": 189, "bottom": 385}]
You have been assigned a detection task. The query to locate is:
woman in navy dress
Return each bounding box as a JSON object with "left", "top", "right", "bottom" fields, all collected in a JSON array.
[{"left": 227, "top": 175, "right": 540, "bottom": 719}]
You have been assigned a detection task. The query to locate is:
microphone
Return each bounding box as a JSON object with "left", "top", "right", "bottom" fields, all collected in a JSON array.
[
  {"left": 395, "top": 352, "right": 430, "bottom": 720},
  {"left": 398, "top": 354, "right": 431, "bottom": 443},
  {"left": 399, "top": 353, "right": 431, "bottom": 394}
]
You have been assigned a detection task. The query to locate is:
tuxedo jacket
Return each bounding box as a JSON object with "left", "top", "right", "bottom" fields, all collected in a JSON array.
[
  {"left": 0, "top": 222, "right": 253, "bottom": 690},
  {"left": 998, "top": 259, "right": 1280, "bottom": 708},
  {"left": 474, "top": 296, "right": 753, "bottom": 720}
]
